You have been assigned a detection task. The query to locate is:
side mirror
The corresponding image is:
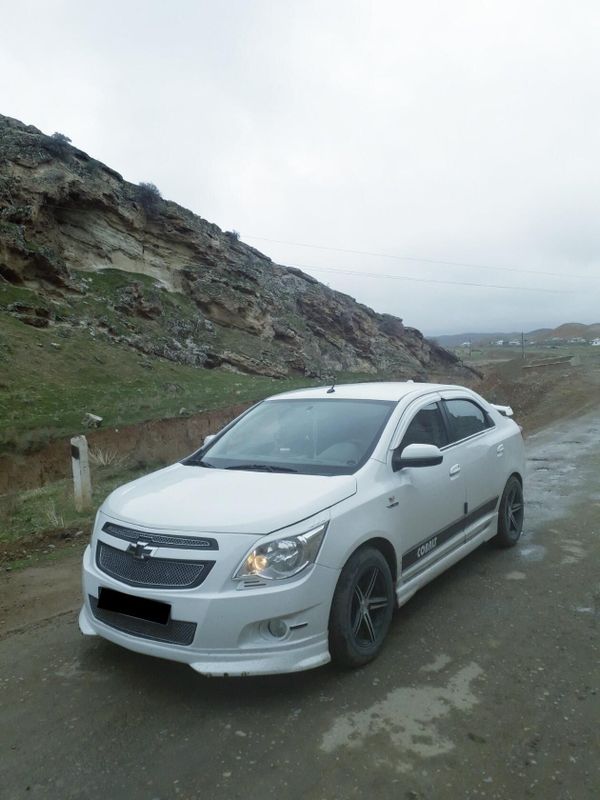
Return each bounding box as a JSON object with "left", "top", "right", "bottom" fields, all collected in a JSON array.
[
  {"left": 203, "top": 433, "right": 216, "bottom": 447},
  {"left": 392, "top": 443, "right": 443, "bottom": 471}
]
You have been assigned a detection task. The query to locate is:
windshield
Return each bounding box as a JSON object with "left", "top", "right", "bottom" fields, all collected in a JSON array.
[{"left": 185, "top": 398, "right": 396, "bottom": 476}]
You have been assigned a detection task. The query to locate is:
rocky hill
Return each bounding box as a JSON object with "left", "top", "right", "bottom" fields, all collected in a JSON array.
[{"left": 0, "top": 113, "right": 468, "bottom": 382}]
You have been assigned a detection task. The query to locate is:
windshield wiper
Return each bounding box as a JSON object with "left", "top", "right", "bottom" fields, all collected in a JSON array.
[
  {"left": 225, "top": 463, "right": 298, "bottom": 473},
  {"left": 185, "top": 457, "right": 215, "bottom": 468}
]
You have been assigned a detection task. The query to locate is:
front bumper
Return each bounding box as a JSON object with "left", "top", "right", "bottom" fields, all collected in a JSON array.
[{"left": 80, "top": 543, "right": 339, "bottom": 676}]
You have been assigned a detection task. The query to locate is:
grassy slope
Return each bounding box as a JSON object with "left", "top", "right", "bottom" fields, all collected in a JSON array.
[
  {"left": 0, "top": 461, "right": 149, "bottom": 561},
  {"left": 0, "top": 310, "right": 314, "bottom": 451},
  {"left": 0, "top": 271, "right": 332, "bottom": 453},
  {"left": 0, "top": 268, "right": 389, "bottom": 562}
]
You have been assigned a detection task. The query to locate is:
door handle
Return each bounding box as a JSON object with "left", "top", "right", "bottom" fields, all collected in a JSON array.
[
  {"left": 496, "top": 444, "right": 504, "bottom": 456},
  {"left": 449, "top": 464, "right": 461, "bottom": 477}
]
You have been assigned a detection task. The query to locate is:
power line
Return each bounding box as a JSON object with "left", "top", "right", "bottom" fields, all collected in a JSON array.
[
  {"left": 246, "top": 234, "right": 597, "bottom": 282},
  {"left": 30, "top": 207, "right": 580, "bottom": 292},
  {"left": 289, "top": 262, "right": 566, "bottom": 293}
]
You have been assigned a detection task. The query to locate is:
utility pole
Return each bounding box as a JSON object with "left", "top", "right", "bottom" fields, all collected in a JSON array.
[{"left": 521, "top": 331, "right": 525, "bottom": 360}]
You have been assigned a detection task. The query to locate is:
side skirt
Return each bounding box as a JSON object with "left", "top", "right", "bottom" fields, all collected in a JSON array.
[{"left": 395, "top": 513, "right": 498, "bottom": 609}]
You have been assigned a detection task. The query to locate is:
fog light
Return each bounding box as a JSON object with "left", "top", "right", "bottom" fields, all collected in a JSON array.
[{"left": 267, "top": 619, "right": 288, "bottom": 638}]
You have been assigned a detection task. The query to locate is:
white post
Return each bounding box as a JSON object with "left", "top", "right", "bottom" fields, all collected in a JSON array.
[{"left": 71, "top": 435, "right": 92, "bottom": 511}]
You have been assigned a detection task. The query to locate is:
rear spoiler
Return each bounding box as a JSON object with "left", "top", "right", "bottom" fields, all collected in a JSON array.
[{"left": 491, "top": 404, "right": 514, "bottom": 418}]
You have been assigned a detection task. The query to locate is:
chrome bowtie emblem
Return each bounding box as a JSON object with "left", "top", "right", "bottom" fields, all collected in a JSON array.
[{"left": 127, "top": 541, "right": 153, "bottom": 560}]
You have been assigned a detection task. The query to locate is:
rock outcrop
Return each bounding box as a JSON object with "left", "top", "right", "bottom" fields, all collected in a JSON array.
[{"left": 0, "top": 113, "right": 468, "bottom": 381}]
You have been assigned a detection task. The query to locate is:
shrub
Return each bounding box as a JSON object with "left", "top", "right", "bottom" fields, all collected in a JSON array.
[
  {"left": 89, "top": 447, "right": 128, "bottom": 469},
  {"left": 136, "top": 182, "right": 162, "bottom": 215},
  {"left": 45, "top": 500, "right": 66, "bottom": 529},
  {"left": 226, "top": 229, "right": 240, "bottom": 241},
  {"left": 45, "top": 132, "right": 72, "bottom": 159},
  {"left": 51, "top": 132, "right": 71, "bottom": 146}
]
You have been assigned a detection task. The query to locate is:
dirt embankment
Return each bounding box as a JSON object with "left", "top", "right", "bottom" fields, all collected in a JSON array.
[
  {"left": 0, "top": 402, "right": 249, "bottom": 494},
  {"left": 476, "top": 354, "right": 600, "bottom": 434}
]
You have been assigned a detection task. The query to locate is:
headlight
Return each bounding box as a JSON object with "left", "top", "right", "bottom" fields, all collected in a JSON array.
[{"left": 233, "top": 523, "right": 328, "bottom": 581}]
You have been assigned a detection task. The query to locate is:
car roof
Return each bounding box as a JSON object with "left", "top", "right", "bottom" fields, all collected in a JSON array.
[{"left": 268, "top": 381, "right": 467, "bottom": 403}]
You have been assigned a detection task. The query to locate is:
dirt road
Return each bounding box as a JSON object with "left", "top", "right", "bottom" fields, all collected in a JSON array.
[{"left": 1, "top": 411, "right": 599, "bottom": 800}]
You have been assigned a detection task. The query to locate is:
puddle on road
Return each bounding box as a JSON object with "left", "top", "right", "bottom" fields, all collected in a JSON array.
[
  {"left": 320, "top": 662, "right": 483, "bottom": 770},
  {"left": 517, "top": 544, "right": 547, "bottom": 562},
  {"left": 420, "top": 653, "right": 452, "bottom": 673},
  {"left": 52, "top": 656, "right": 109, "bottom": 682},
  {"left": 525, "top": 413, "right": 600, "bottom": 527},
  {"left": 561, "top": 540, "right": 586, "bottom": 564},
  {"left": 505, "top": 571, "right": 526, "bottom": 580}
]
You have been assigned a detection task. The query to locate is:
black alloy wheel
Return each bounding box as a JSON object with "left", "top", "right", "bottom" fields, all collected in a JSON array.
[
  {"left": 329, "top": 546, "right": 395, "bottom": 668},
  {"left": 495, "top": 475, "right": 524, "bottom": 547}
]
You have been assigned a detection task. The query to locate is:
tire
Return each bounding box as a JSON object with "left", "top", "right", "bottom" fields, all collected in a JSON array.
[
  {"left": 329, "top": 546, "right": 395, "bottom": 668},
  {"left": 495, "top": 475, "right": 524, "bottom": 548}
]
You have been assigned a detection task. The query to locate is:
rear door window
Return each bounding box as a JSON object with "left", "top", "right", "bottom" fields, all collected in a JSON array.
[{"left": 443, "top": 399, "right": 493, "bottom": 443}]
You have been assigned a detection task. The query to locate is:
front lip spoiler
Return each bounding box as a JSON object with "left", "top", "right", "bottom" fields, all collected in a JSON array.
[{"left": 78, "top": 603, "right": 332, "bottom": 677}]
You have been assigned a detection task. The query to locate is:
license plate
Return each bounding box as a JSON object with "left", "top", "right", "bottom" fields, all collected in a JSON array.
[{"left": 97, "top": 587, "right": 171, "bottom": 625}]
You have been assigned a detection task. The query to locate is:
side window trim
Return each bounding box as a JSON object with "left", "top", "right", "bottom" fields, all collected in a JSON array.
[
  {"left": 440, "top": 397, "right": 495, "bottom": 449},
  {"left": 387, "top": 392, "right": 443, "bottom": 451},
  {"left": 398, "top": 400, "right": 450, "bottom": 452}
]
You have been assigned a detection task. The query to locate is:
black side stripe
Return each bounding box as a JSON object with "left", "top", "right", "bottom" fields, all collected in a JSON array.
[{"left": 401, "top": 496, "right": 499, "bottom": 571}]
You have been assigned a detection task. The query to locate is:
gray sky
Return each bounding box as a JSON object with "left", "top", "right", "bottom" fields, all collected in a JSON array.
[{"left": 2, "top": 0, "right": 599, "bottom": 334}]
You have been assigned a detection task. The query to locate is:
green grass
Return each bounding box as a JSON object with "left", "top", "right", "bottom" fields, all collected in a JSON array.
[
  {"left": 0, "top": 271, "right": 321, "bottom": 454},
  {"left": 0, "top": 461, "right": 150, "bottom": 548},
  {"left": 0, "top": 281, "right": 54, "bottom": 308},
  {"left": 0, "top": 267, "right": 395, "bottom": 458},
  {"left": 0, "top": 458, "right": 169, "bottom": 568},
  {"left": 0, "top": 308, "right": 318, "bottom": 453},
  {"left": 0, "top": 274, "right": 381, "bottom": 453}
]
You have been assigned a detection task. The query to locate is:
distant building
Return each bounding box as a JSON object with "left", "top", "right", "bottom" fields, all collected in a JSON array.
[{"left": 592, "top": 338, "right": 600, "bottom": 346}]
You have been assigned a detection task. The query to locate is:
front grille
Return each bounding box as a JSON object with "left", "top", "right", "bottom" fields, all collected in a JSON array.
[
  {"left": 89, "top": 595, "right": 196, "bottom": 646},
  {"left": 102, "top": 522, "right": 218, "bottom": 550},
  {"left": 96, "top": 541, "right": 214, "bottom": 589}
]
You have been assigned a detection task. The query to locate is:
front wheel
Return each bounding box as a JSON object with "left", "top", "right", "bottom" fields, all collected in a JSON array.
[
  {"left": 329, "top": 546, "right": 395, "bottom": 668},
  {"left": 495, "top": 475, "right": 524, "bottom": 547}
]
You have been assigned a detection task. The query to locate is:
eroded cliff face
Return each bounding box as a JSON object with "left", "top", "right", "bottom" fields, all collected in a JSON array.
[{"left": 0, "top": 114, "right": 467, "bottom": 380}]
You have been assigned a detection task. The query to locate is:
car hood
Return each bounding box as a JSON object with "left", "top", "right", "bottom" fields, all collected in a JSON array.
[{"left": 102, "top": 463, "right": 357, "bottom": 535}]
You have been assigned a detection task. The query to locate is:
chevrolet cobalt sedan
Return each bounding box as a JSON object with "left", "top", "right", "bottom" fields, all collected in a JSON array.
[{"left": 79, "top": 382, "right": 525, "bottom": 675}]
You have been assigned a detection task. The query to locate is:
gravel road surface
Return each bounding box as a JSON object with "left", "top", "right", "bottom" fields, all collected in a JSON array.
[{"left": 1, "top": 411, "right": 599, "bottom": 800}]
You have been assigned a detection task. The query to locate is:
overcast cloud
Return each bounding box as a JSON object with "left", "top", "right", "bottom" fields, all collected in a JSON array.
[{"left": 1, "top": 0, "right": 599, "bottom": 334}]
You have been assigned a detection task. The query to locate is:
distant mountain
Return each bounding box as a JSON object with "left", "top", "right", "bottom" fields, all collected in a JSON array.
[
  {"left": 432, "top": 332, "right": 527, "bottom": 348},
  {"left": 548, "top": 322, "right": 600, "bottom": 340},
  {"left": 434, "top": 323, "right": 600, "bottom": 348}
]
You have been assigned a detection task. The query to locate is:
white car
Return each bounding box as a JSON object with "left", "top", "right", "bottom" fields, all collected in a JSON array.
[{"left": 79, "top": 382, "right": 525, "bottom": 675}]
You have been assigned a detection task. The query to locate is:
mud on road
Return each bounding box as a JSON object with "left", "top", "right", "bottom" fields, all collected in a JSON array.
[{"left": 1, "top": 410, "right": 599, "bottom": 800}]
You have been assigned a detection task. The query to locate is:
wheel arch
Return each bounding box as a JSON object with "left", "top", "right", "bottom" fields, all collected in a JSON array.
[
  {"left": 508, "top": 470, "right": 523, "bottom": 487},
  {"left": 353, "top": 536, "right": 398, "bottom": 586}
]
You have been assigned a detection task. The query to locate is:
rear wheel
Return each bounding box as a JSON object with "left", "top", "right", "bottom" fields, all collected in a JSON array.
[
  {"left": 329, "top": 546, "right": 395, "bottom": 668},
  {"left": 495, "top": 476, "right": 524, "bottom": 547}
]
